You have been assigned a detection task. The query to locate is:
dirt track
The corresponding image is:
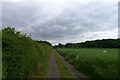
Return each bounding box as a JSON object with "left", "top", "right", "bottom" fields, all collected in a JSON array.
[
  {"left": 57, "top": 52, "right": 88, "bottom": 79},
  {"left": 46, "top": 50, "right": 88, "bottom": 80},
  {"left": 46, "top": 50, "right": 61, "bottom": 78}
]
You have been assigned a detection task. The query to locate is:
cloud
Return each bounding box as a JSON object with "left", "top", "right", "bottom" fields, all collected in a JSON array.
[
  {"left": 1, "top": 0, "right": 119, "bottom": 2},
  {"left": 1, "top": 2, "right": 118, "bottom": 45}
]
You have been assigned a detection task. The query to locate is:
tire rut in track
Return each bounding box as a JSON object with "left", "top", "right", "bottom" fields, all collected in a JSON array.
[{"left": 57, "top": 51, "right": 89, "bottom": 80}]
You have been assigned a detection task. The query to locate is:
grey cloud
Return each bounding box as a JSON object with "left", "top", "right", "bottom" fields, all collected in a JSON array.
[{"left": 2, "top": 2, "right": 118, "bottom": 45}]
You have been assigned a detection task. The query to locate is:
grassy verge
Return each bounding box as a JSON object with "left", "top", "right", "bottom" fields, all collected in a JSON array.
[
  {"left": 39, "top": 55, "right": 50, "bottom": 78},
  {"left": 32, "top": 49, "right": 51, "bottom": 78},
  {"left": 54, "top": 51, "right": 75, "bottom": 80}
]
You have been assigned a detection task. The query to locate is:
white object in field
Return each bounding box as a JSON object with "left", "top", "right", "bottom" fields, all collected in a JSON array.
[
  {"left": 75, "top": 55, "right": 79, "bottom": 60},
  {"left": 103, "top": 50, "right": 107, "bottom": 53}
]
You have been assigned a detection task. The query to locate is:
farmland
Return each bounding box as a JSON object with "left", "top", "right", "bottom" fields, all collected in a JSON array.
[{"left": 57, "top": 48, "right": 118, "bottom": 78}]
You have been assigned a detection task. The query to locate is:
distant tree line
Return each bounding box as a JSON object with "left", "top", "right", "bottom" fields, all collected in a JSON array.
[
  {"left": 54, "top": 39, "right": 120, "bottom": 48},
  {"left": 36, "top": 40, "right": 52, "bottom": 46}
]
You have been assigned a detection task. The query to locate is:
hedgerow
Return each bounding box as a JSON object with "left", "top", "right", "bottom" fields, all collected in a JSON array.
[{"left": 2, "top": 27, "right": 52, "bottom": 78}]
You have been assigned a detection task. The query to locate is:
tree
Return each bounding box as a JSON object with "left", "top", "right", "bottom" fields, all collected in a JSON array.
[
  {"left": 36, "top": 40, "right": 52, "bottom": 46},
  {"left": 58, "top": 43, "right": 64, "bottom": 48}
]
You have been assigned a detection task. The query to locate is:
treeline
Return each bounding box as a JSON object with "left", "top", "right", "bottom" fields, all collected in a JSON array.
[
  {"left": 2, "top": 27, "right": 52, "bottom": 78},
  {"left": 35, "top": 40, "right": 52, "bottom": 46},
  {"left": 54, "top": 39, "right": 120, "bottom": 48}
]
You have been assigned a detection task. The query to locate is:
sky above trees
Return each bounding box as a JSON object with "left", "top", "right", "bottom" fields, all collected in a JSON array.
[{"left": 1, "top": 0, "right": 118, "bottom": 45}]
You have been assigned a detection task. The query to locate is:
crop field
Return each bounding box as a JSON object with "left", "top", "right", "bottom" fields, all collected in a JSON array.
[{"left": 57, "top": 48, "right": 118, "bottom": 78}]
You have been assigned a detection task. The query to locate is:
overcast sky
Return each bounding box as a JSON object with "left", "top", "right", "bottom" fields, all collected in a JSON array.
[{"left": 1, "top": 0, "right": 118, "bottom": 45}]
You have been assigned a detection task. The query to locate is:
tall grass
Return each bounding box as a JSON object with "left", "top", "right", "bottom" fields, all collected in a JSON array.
[
  {"left": 2, "top": 27, "right": 52, "bottom": 78},
  {"left": 57, "top": 48, "right": 118, "bottom": 78}
]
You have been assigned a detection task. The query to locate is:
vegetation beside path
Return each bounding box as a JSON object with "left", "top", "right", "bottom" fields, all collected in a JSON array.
[
  {"left": 54, "top": 50, "right": 75, "bottom": 80},
  {"left": 2, "top": 27, "right": 53, "bottom": 78}
]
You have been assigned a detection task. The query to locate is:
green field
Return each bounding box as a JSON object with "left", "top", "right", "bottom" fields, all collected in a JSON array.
[{"left": 57, "top": 48, "right": 118, "bottom": 78}]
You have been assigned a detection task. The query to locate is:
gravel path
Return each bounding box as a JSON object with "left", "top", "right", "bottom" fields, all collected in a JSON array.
[
  {"left": 46, "top": 50, "right": 61, "bottom": 79},
  {"left": 46, "top": 49, "right": 88, "bottom": 80}
]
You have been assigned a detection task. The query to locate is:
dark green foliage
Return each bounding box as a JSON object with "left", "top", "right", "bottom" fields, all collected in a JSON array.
[
  {"left": 2, "top": 27, "right": 52, "bottom": 78},
  {"left": 54, "top": 39, "right": 120, "bottom": 48},
  {"left": 36, "top": 40, "right": 52, "bottom": 46},
  {"left": 58, "top": 43, "right": 64, "bottom": 48},
  {"left": 80, "top": 39, "right": 120, "bottom": 48},
  {"left": 54, "top": 43, "right": 65, "bottom": 49}
]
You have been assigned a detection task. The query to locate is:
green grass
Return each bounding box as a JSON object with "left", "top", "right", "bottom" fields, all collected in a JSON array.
[
  {"left": 54, "top": 51, "right": 74, "bottom": 80},
  {"left": 57, "top": 48, "right": 118, "bottom": 78},
  {"left": 32, "top": 47, "right": 51, "bottom": 78}
]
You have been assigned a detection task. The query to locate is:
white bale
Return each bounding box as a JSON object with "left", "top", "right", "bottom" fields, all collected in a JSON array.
[
  {"left": 75, "top": 55, "right": 79, "bottom": 60},
  {"left": 103, "top": 50, "right": 107, "bottom": 53}
]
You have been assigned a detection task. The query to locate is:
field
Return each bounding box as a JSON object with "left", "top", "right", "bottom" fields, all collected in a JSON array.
[{"left": 57, "top": 48, "right": 118, "bottom": 78}]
